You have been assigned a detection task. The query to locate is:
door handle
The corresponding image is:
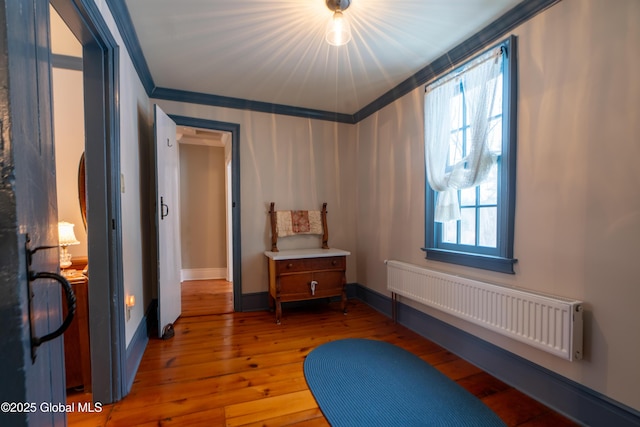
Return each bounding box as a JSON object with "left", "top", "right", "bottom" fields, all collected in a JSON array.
[
  {"left": 161, "top": 196, "right": 169, "bottom": 220},
  {"left": 25, "top": 236, "right": 77, "bottom": 362},
  {"left": 29, "top": 271, "right": 77, "bottom": 348}
]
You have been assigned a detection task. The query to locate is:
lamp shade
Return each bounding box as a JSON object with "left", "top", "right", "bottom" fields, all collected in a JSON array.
[
  {"left": 58, "top": 221, "right": 80, "bottom": 247},
  {"left": 326, "top": 10, "right": 352, "bottom": 46}
]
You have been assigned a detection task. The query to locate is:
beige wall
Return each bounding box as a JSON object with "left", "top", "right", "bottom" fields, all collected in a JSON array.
[
  {"left": 52, "top": 67, "right": 87, "bottom": 259},
  {"left": 356, "top": 0, "right": 640, "bottom": 411},
  {"left": 151, "top": 100, "right": 359, "bottom": 294},
  {"left": 92, "top": 1, "right": 155, "bottom": 345},
  {"left": 50, "top": 6, "right": 82, "bottom": 57},
  {"left": 179, "top": 144, "right": 227, "bottom": 269},
  {"left": 118, "top": 56, "right": 154, "bottom": 346}
]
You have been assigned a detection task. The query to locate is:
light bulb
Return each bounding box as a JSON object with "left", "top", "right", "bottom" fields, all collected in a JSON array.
[{"left": 326, "top": 10, "right": 352, "bottom": 46}]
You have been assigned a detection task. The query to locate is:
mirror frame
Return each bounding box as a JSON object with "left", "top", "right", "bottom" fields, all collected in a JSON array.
[{"left": 78, "top": 152, "right": 87, "bottom": 230}]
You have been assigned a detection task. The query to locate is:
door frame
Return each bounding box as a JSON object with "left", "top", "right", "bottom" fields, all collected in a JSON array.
[
  {"left": 170, "top": 115, "right": 242, "bottom": 311},
  {"left": 50, "top": 0, "right": 127, "bottom": 402}
]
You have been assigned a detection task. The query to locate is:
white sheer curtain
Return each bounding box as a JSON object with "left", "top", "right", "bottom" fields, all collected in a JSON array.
[{"left": 425, "top": 47, "right": 503, "bottom": 222}]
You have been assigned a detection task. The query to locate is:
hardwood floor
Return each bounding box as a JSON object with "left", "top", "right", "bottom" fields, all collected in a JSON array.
[
  {"left": 181, "top": 279, "right": 234, "bottom": 316},
  {"left": 68, "top": 284, "right": 578, "bottom": 426}
]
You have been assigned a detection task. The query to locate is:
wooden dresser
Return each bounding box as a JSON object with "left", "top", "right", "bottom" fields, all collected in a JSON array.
[
  {"left": 61, "top": 269, "right": 91, "bottom": 391},
  {"left": 265, "top": 248, "right": 350, "bottom": 324}
]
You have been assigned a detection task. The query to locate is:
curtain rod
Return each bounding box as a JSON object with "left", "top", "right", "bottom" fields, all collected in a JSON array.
[{"left": 425, "top": 46, "right": 504, "bottom": 93}]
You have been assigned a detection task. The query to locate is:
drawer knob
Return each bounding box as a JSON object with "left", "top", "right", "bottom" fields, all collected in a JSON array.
[
  {"left": 332, "top": 260, "right": 337, "bottom": 265},
  {"left": 287, "top": 263, "right": 293, "bottom": 268}
]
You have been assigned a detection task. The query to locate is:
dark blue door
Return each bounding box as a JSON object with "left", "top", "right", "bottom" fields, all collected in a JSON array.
[{"left": 0, "top": 0, "right": 67, "bottom": 425}]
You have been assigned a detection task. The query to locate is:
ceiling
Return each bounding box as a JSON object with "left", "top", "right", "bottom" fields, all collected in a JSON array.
[
  {"left": 177, "top": 125, "right": 228, "bottom": 147},
  {"left": 124, "top": 0, "right": 523, "bottom": 115}
]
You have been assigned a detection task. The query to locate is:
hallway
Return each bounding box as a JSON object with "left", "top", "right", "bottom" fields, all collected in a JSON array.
[{"left": 181, "top": 279, "right": 234, "bottom": 317}]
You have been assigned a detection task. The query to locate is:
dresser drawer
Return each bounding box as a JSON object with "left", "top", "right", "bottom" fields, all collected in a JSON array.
[
  {"left": 279, "top": 273, "right": 313, "bottom": 301},
  {"left": 276, "top": 256, "right": 345, "bottom": 274},
  {"left": 279, "top": 271, "right": 344, "bottom": 302}
]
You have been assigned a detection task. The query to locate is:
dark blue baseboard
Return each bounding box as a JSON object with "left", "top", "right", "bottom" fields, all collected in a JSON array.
[
  {"left": 241, "top": 292, "right": 270, "bottom": 312},
  {"left": 353, "top": 284, "right": 640, "bottom": 427},
  {"left": 124, "top": 303, "right": 153, "bottom": 394}
]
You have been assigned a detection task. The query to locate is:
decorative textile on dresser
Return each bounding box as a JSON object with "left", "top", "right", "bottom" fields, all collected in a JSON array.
[
  {"left": 276, "top": 210, "right": 323, "bottom": 236},
  {"left": 292, "top": 211, "right": 310, "bottom": 233},
  {"left": 269, "top": 202, "right": 329, "bottom": 251}
]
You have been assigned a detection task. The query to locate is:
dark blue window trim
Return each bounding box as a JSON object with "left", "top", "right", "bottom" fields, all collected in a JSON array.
[
  {"left": 423, "top": 249, "right": 517, "bottom": 274},
  {"left": 423, "top": 35, "right": 518, "bottom": 274}
]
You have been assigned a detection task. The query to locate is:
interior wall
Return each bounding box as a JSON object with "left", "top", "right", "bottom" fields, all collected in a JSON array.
[
  {"left": 92, "top": 1, "right": 154, "bottom": 346},
  {"left": 179, "top": 143, "right": 227, "bottom": 270},
  {"left": 50, "top": 4, "right": 81, "bottom": 56},
  {"left": 151, "top": 100, "right": 358, "bottom": 294},
  {"left": 355, "top": 0, "right": 640, "bottom": 412},
  {"left": 52, "top": 68, "right": 87, "bottom": 257}
]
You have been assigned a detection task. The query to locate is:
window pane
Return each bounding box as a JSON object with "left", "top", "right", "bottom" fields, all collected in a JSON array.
[
  {"left": 464, "top": 128, "right": 471, "bottom": 156},
  {"left": 479, "top": 207, "right": 497, "bottom": 247},
  {"left": 490, "top": 75, "right": 503, "bottom": 117},
  {"left": 449, "top": 130, "right": 463, "bottom": 165},
  {"left": 450, "top": 92, "right": 462, "bottom": 129},
  {"left": 460, "top": 186, "right": 476, "bottom": 206},
  {"left": 460, "top": 208, "right": 476, "bottom": 245},
  {"left": 479, "top": 163, "right": 498, "bottom": 205},
  {"left": 442, "top": 220, "right": 457, "bottom": 243},
  {"left": 487, "top": 117, "right": 502, "bottom": 154}
]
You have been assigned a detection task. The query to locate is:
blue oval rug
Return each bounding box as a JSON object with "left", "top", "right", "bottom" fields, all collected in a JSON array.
[{"left": 304, "top": 338, "right": 506, "bottom": 426}]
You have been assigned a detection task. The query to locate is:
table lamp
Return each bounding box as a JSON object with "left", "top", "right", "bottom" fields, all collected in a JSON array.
[{"left": 58, "top": 221, "right": 80, "bottom": 269}]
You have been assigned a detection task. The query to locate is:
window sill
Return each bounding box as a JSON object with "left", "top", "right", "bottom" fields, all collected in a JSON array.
[{"left": 421, "top": 248, "right": 517, "bottom": 274}]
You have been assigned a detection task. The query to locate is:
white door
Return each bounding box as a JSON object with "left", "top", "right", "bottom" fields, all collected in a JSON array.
[{"left": 154, "top": 104, "right": 182, "bottom": 338}]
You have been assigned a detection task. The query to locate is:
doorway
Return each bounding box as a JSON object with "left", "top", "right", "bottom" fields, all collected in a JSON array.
[
  {"left": 177, "top": 126, "right": 234, "bottom": 316},
  {"left": 169, "top": 115, "right": 243, "bottom": 313},
  {"left": 50, "top": 4, "right": 91, "bottom": 395},
  {"left": 50, "top": 0, "right": 127, "bottom": 404}
]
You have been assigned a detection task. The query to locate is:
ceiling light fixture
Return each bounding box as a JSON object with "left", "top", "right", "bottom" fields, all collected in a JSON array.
[{"left": 325, "top": 0, "right": 352, "bottom": 47}]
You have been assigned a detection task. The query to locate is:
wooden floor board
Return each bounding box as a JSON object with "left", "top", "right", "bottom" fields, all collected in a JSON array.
[{"left": 67, "top": 280, "right": 578, "bottom": 426}]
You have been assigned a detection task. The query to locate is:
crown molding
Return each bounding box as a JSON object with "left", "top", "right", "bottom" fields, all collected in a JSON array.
[
  {"left": 352, "top": 0, "right": 561, "bottom": 122},
  {"left": 105, "top": 0, "right": 154, "bottom": 94},
  {"left": 106, "top": 0, "right": 561, "bottom": 124},
  {"left": 151, "top": 87, "right": 356, "bottom": 124}
]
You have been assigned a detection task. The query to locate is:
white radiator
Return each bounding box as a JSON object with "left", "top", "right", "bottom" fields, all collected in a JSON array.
[{"left": 386, "top": 260, "right": 583, "bottom": 361}]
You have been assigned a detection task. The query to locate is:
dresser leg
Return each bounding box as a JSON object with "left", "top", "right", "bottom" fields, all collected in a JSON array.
[
  {"left": 275, "top": 300, "right": 282, "bottom": 325},
  {"left": 341, "top": 291, "right": 347, "bottom": 315}
]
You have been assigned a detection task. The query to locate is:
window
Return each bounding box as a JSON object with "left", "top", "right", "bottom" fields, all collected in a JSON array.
[{"left": 423, "top": 36, "right": 517, "bottom": 274}]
